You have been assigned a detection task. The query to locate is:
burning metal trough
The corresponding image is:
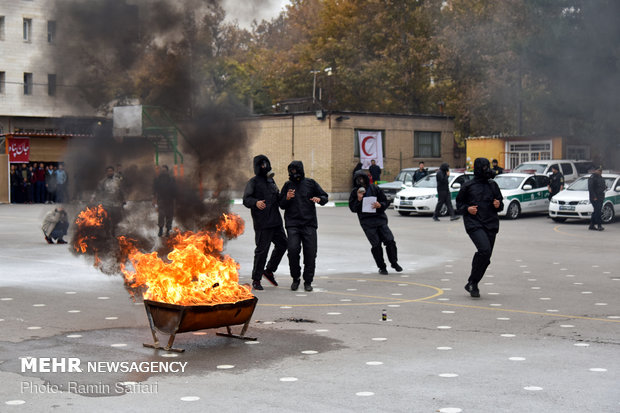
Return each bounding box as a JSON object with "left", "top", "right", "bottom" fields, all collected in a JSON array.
[
  {"left": 73, "top": 206, "right": 257, "bottom": 352},
  {"left": 143, "top": 296, "right": 258, "bottom": 353}
]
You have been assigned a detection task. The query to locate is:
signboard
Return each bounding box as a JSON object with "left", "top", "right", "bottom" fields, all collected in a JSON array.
[
  {"left": 113, "top": 105, "right": 143, "bottom": 137},
  {"left": 7, "top": 137, "right": 30, "bottom": 163},
  {"left": 358, "top": 131, "right": 383, "bottom": 168}
]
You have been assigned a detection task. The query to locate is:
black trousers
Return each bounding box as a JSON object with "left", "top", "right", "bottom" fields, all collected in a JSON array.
[
  {"left": 467, "top": 227, "right": 497, "bottom": 285},
  {"left": 590, "top": 199, "right": 603, "bottom": 227},
  {"left": 158, "top": 202, "right": 174, "bottom": 231},
  {"left": 252, "top": 226, "right": 287, "bottom": 281},
  {"left": 286, "top": 226, "right": 317, "bottom": 283},
  {"left": 362, "top": 224, "right": 395, "bottom": 248},
  {"left": 434, "top": 191, "right": 455, "bottom": 218}
]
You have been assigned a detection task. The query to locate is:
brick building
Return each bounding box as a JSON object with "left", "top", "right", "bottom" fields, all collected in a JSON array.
[{"left": 241, "top": 111, "right": 458, "bottom": 198}]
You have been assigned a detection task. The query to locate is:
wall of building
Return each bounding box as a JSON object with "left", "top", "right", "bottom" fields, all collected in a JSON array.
[
  {"left": 242, "top": 113, "right": 456, "bottom": 197},
  {"left": 465, "top": 138, "right": 505, "bottom": 168},
  {"left": 0, "top": 0, "right": 93, "bottom": 123}
]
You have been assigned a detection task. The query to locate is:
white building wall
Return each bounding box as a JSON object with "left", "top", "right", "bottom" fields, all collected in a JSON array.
[{"left": 0, "top": 0, "right": 93, "bottom": 125}]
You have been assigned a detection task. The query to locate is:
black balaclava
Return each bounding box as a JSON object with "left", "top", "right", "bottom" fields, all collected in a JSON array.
[
  {"left": 354, "top": 170, "right": 370, "bottom": 188},
  {"left": 288, "top": 161, "right": 305, "bottom": 183},
  {"left": 253, "top": 154, "right": 272, "bottom": 177},
  {"left": 440, "top": 163, "right": 450, "bottom": 172},
  {"left": 473, "top": 158, "right": 493, "bottom": 180}
]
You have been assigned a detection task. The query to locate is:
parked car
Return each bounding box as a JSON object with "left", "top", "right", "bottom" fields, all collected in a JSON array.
[
  {"left": 512, "top": 160, "right": 595, "bottom": 183},
  {"left": 378, "top": 166, "right": 439, "bottom": 204},
  {"left": 548, "top": 173, "right": 620, "bottom": 223},
  {"left": 494, "top": 173, "right": 550, "bottom": 219},
  {"left": 393, "top": 172, "right": 473, "bottom": 216}
]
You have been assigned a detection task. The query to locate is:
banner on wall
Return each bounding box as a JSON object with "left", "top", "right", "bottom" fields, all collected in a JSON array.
[
  {"left": 358, "top": 131, "right": 383, "bottom": 168},
  {"left": 7, "top": 137, "right": 31, "bottom": 163}
]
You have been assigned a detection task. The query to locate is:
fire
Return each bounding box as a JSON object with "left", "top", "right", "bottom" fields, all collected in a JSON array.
[
  {"left": 119, "top": 214, "right": 252, "bottom": 305},
  {"left": 73, "top": 204, "right": 108, "bottom": 254}
]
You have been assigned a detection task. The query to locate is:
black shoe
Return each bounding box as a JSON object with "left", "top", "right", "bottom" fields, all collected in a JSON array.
[
  {"left": 57, "top": 239, "right": 67, "bottom": 244},
  {"left": 391, "top": 263, "right": 403, "bottom": 272},
  {"left": 432, "top": 217, "right": 440, "bottom": 221},
  {"left": 291, "top": 279, "right": 300, "bottom": 291},
  {"left": 304, "top": 283, "right": 313, "bottom": 292},
  {"left": 158, "top": 227, "right": 163, "bottom": 237},
  {"left": 465, "top": 282, "right": 480, "bottom": 297},
  {"left": 378, "top": 268, "right": 388, "bottom": 275},
  {"left": 597, "top": 226, "right": 605, "bottom": 231},
  {"left": 165, "top": 229, "right": 170, "bottom": 237},
  {"left": 263, "top": 270, "right": 278, "bottom": 286},
  {"left": 588, "top": 225, "right": 597, "bottom": 230},
  {"left": 252, "top": 280, "right": 264, "bottom": 290},
  {"left": 45, "top": 236, "right": 53, "bottom": 244},
  {"left": 450, "top": 216, "right": 460, "bottom": 221}
]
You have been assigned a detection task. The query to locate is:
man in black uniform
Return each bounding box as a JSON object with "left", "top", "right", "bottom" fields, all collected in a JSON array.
[
  {"left": 547, "top": 165, "right": 564, "bottom": 200},
  {"left": 243, "top": 155, "right": 287, "bottom": 290},
  {"left": 491, "top": 159, "right": 504, "bottom": 176},
  {"left": 413, "top": 161, "right": 428, "bottom": 182},
  {"left": 369, "top": 159, "right": 381, "bottom": 183},
  {"left": 279, "top": 161, "right": 328, "bottom": 292},
  {"left": 588, "top": 166, "right": 606, "bottom": 231},
  {"left": 349, "top": 170, "right": 402, "bottom": 275},
  {"left": 433, "top": 163, "right": 459, "bottom": 221},
  {"left": 456, "top": 158, "right": 504, "bottom": 298},
  {"left": 153, "top": 165, "right": 176, "bottom": 237}
]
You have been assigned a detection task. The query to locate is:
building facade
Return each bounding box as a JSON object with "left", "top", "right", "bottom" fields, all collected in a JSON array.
[{"left": 241, "top": 111, "right": 458, "bottom": 198}]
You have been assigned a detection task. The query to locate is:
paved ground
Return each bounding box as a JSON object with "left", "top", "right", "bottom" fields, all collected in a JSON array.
[{"left": 0, "top": 203, "right": 618, "bottom": 412}]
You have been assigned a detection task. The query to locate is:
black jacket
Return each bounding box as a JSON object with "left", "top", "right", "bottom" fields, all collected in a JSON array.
[
  {"left": 549, "top": 171, "right": 564, "bottom": 194},
  {"left": 349, "top": 170, "right": 389, "bottom": 228},
  {"left": 436, "top": 163, "right": 450, "bottom": 193},
  {"left": 369, "top": 164, "right": 381, "bottom": 181},
  {"left": 413, "top": 168, "right": 428, "bottom": 182},
  {"left": 243, "top": 155, "right": 284, "bottom": 230},
  {"left": 456, "top": 159, "right": 504, "bottom": 233},
  {"left": 279, "top": 161, "right": 328, "bottom": 228},
  {"left": 153, "top": 171, "right": 176, "bottom": 206},
  {"left": 588, "top": 173, "right": 606, "bottom": 202}
]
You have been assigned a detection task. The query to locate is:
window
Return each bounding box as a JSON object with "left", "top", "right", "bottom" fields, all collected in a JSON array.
[
  {"left": 24, "top": 72, "right": 33, "bottom": 95},
  {"left": 23, "top": 18, "right": 32, "bottom": 42},
  {"left": 47, "top": 20, "right": 56, "bottom": 43},
  {"left": 0, "top": 72, "right": 5, "bottom": 94},
  {"left": 506, "top": 141, "right": 552, "bottom": 168},
  {"left": 524, "top": 177, "right": 536, "bottom": 188},
  {"left": 535, "top": 176, "right": 549, "bottom": 188},
  {"left": 561, "top": 163, "right": 573, "bottom": 176},
  {"left": 48, "top": 74, "right": 56, "bottom": 96},
  {"left": 414, "top": 131, "right": 441, "bottom": 158},
  {"left": 0, "top": 16, "right": 5, "bottom": 41}
]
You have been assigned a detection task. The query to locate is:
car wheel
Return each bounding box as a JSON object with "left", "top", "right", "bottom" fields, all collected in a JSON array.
[
  {"left": 398, "top": 211, "right": 411, "bottom": 216},
  {"left": 551, "top": 217, "right": 567, "bottom": 223},
  {"left": 507, "top": 201, "right": 520, "bottom": 219},
  {"left": 602, "top": 203, "right": 615, "bottom": 224}
]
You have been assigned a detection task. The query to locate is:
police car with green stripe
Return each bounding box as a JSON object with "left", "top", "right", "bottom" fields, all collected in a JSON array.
[
  {"left": 494, "top": 173, "right": 550, "bottom": 219},
  {"left": 548, "top": 173, "right": 620, "bottom": 223},
  {"left": 393, "top": 172, "right": 473, "bottom": 216}
]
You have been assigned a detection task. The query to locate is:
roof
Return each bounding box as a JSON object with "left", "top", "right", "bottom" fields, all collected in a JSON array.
[{"left": 241, "top": 110, "right": 454, "bottom": 121}]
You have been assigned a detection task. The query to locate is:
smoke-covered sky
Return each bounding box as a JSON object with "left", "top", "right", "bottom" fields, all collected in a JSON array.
[{"left": 222, "top": 0, "right": 290, "bottom": 28}]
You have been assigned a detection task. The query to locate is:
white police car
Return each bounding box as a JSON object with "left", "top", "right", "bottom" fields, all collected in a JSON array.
[
  {"left": 548, "top": 173, "right": 620, "bottom": 223},
  {"left": 494, "top": 173, "right": 550, "bottom": 219},
  {"left": 393, "top": 172, "right": 472, "bottom": 216}
]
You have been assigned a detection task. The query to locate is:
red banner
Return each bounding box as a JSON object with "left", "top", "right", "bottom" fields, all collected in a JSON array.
[{"left": 7, "top": 137, "right": 31, "bottom": 163}]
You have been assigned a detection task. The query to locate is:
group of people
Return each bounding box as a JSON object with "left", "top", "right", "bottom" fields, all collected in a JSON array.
[
  {"left": 243, "top": 154, "right": 505, "bottom": 299},
  {"left": 10, "top": 162, "right": 68, "bottom": 204}
]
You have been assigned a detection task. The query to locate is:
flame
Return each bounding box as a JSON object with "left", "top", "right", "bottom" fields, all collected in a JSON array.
[
  {"left": 120, "top": 213, "right": 252, "bottom": 305},
  {"left": 73, "top": 204, "right": 108, "bottom": 254},
  {"left": 73, "top": 205, "right": 252, "bottom": 306}
]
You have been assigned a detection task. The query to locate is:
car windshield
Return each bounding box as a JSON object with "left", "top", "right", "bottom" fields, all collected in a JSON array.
[
  {"left": 394, "top": 171, "right": 414, "bottom": 184},
  {"left": 413, "top": 173, "right": 457, "bottom": 188},
  {"left": 494, "top": 175, "right": 523, "bottom": 190},
  {"left": 513, "top": 163, "right": 546, "bottom": 173},
  {"left": 568, "top": 176, "right": 615, "bottom": 191}
]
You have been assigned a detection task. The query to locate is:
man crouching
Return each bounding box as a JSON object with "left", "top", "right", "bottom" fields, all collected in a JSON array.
[
  {"left": 349, "top": 170, "right": 402, "bottom": 275},
  {"left": 42, "top": 206, "right": 69, "bottom": 244}
]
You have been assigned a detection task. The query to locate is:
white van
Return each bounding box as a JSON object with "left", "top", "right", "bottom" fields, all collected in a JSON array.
[{"left": 512, "top": 160, "right": 595, "bottom": 183}]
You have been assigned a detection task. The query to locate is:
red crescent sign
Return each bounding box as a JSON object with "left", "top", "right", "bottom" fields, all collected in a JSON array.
[{"left": 361, "top": 136, "right": 375, "bottom": 157}]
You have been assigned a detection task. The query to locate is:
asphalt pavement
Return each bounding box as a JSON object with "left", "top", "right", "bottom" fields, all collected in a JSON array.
[{"left": 0, "top": 203, "right": 618, "bottom": 412}]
